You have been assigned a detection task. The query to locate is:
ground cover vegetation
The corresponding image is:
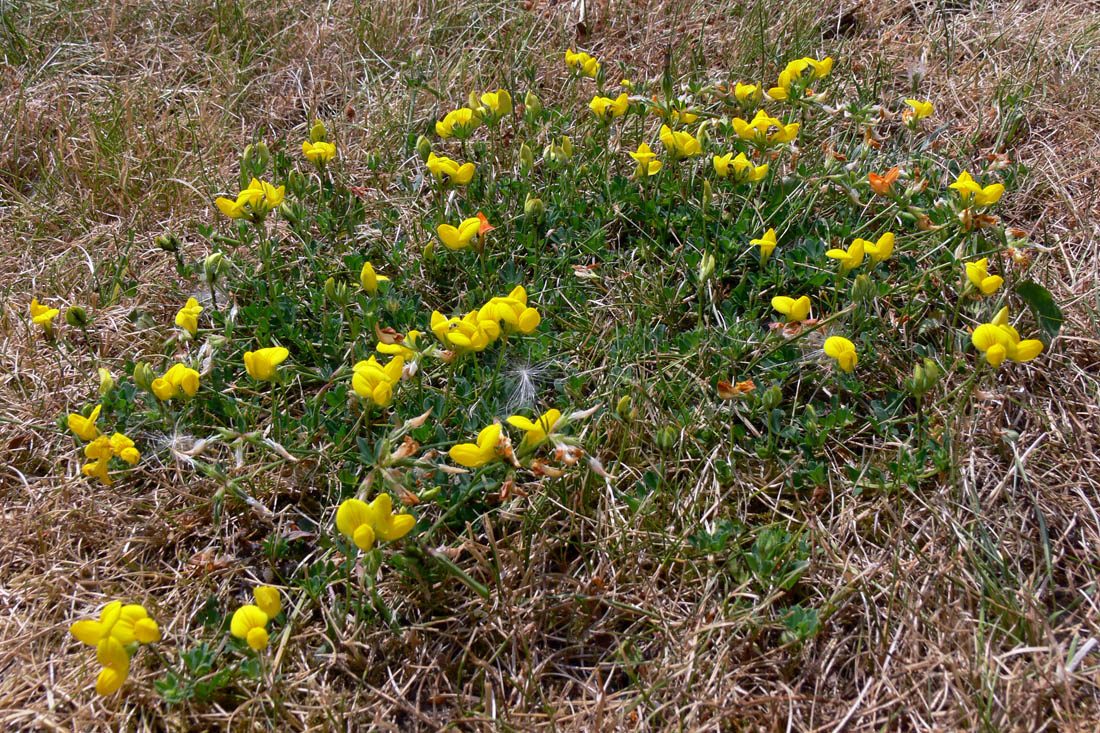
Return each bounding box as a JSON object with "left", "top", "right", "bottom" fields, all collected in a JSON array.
[{"left": 2, "top": 0, "right": 1100, "bottom": 729}]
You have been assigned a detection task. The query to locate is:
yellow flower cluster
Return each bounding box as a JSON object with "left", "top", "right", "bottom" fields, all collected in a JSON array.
[
  {"left": 174, "top": 298, "right": 203, "bottom": 337},
  {"left": 426, "top": 152, "right": 475, "bottom": 185},
  {"left": 589, "top": 92, "right": 629, "bottom": 122},
  {"left": 70, "top": 601, "right": 160, "bottom": 695},
  {"left": 215, "top": 178, "right": 285, "bottom": 220},
  {"left": 767, "top": 56, "right": 832, "bottom": 100},
  {"left": 731, "top": 110, "right": 799, "bottom": 146},
  {"left": 352, "top": 354, "right": 404, "bottom": 406},
  {"left": 30, "top": 298, "right": 59, "bottom": 331},
  {"left": 565, "top": 49, "right": 600, "bottom": 77},
  {"left": 825, "top": 232, "right": 895, "bottom": 274},
  {"left": 230, "top": 587, "right": 282, "bottom": 651},
  {"left": 971, "top": 308, "right": 1043, "bottom": 367},
  {"left": 450, "top": 408, "right": 562, "bottom": 467},
  {"left": 336, "top": 494, "right": 415, "bottom": 551},
  {"left": 67, "top": 404, "right": 141, "bottom": 485},
  {"left": 713, "top": 151, "right": 768, "bottom": 183},
  {"left": 436, "top": 107, "right": 482, "bottom": 139},
  {"left": 152, "top": 362, "right": 200, "bottom": 400},
  {"left": 430, "top": 286, "right": 540, "bottom": 352}
]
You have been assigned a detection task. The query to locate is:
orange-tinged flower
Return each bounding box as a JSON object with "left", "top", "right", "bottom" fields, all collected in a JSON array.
[{"left": 868, "top": 167, "right": 900, "bottom": 196}]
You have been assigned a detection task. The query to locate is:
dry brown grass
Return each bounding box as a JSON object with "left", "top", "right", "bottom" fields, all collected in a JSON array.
[{"left": 2, "top": 0, "right": 1099, "bottom": 729}]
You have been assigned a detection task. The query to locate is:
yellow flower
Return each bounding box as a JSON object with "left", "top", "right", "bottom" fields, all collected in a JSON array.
[
  {"left": 108, "top": 432, "right": 141, "bottom": 465},
  {"left": 767, "top": 56, "right": 832, "bottom": 100},
  {"left": 659, "top": 124, "right": 701, "bottom": 158},
  {"left": 376, "top": 329, "right": 424, "bottom": 361},
  {"left": 430, "top": 309, "right": 497, "bottom": 351},
  {"left": 437, "top": 217, "right": 483, "bottom": 251},
  {"left": 449, "top": 423, "right": 503, "bottom": 467},
  {"left": 965, "top": 258, "right": 1004, "bottom": 295},
  {"left": 565, "top": 49, "right": 600, "bottom": 77},
  {"left": 174, "top": 297, "right": 203, "bottom": 336},
  {"left": 253, "top": 587, "right": 281, "bottom": 619},
  {"left": 479, "top": 285, "right": 541, "bottom": 334},
  {"left": 230, "top": 605, "right": 270, "bottom": 651},
  {"left": 351, "top": 355, "right": 403, "bottom": 406},
  {"left": 713, "top": 152, "right": 768, "bottom": 182},
  {"left": 153, "top": 363, "right": 200, "bottom": 400},
  {"left": 750, "top": 229, "right": 778, "bottom": 264},
  {"left": 70, "top": 601, "right": 159, "bottom": 695},
  {"left": 302, "top": 140, "right": 337, "bottom": 165},
  {"left": 734, "top": 82, "right": 763, "bottom": 106},
  {"left": 825, "top": 238, "right": 866, "bottom": 274},
  {"left": 628, "top": 142, "right": 662, "bottom": 177},
  {"left": 771, "top": 295, "right": 811, "bottom": 323},
  {"left": 425, "top": 152, "right": 475, "bottom": 186},
  {"left": 244, "top": 347, "right": 289, "bottom": 382},
  {"left": 336, "top": 495, "right": 416, "bottom": 551},
  {"left": 359, "top": 261, "right": 390, "bottom": 294},
  {"left": 68, "top": 404, "right": 102, "bottom": 442},
  {"left": 30, "top": 298, "right": 59, "bottom": 329},
  {"left": 506, "top": 409, "right": 561, "bottom": 452},
  {"left": 949, "top": 171, "right": 1004, "bottom": 207},
  {"left": 824, "top": 336, "right": 858, "bottom": 373},
  {"left": 588, "top": 92, "right": 630, "bottom": 121},
  {"left": 216, "top": 178, "right": 284, "bottom": 219},
  {"left": 479, "top": 89, "right": 513, "bottom": 121},
  {"left": 731, "top": 110, "right": 798, "bottom": 145},
  {"left": 436, "top": 107, "right": 482, "bottom": 139},
  {"left": 667, "top": 108, "right": 698, "bottom": 125},
  {"left": 904, "top": 99, "right": 933, "bottom": 120},
  {"left": 863, "top": 232, "right": 895, "bottom": 265},
  {"left": 971, "top": 320, "right": 1043, "bottom": 367}
]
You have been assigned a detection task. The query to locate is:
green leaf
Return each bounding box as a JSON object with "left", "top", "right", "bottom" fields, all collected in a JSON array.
[{"left": 1015, "top": 280, "right": 1063, "bottom": 344}]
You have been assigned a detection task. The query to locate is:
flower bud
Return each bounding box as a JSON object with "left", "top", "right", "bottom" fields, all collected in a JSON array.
[
  {"left": 98, "top": 367, "right": 115, "bottom": 397},
  {"left": 524, "top": 192, "right": 545, "bottom": 219},
  {"left": 415, "top": 134, "right": 432, "bottom": 162},
  {"left": 655, "top": 425, "right": 678, "bottom": 452},
  {"left": 278, "top": 201, "right": 298, "bottom": 223},
  {"left": 253, "top": 142, "right": 270, "bottom": 170},
  {"left": 850, "top": 274, "right": 874, "bottom": 304},
  {"left": 561, "top": 136, "right": 574, "bottom": 159},
  {"left": 309, "top": 119, "right": 328, "bottom": 143},
  {"left": 324, "top": 277, "right": 349, "bottom": 306},
  {"left": 702, "top": 179, "right": 712, "bottom": 211},
  {"left": 155, "top": 233, "right": 180, "bottom": 252},
  {"left": 762, "top": 385, "right": 783, "bottom": 411},
  {"left": 133, "top": 362, "right": 155, "bottom": 392},
  {"left": 467, "top": 91, "right": 480, "bottom": 111},
  {"left": 524, "top": 91, "right": 542, "bottom": 119},
  {"left": 697, "top": 252, "right": 716, "bottom": 283},
  {"left": 203, "top": 252, "right": 226, "bottom": 285},
  {"left": 423, "top": 240, "right": 436, "bottom": 261},
  {"left": 65, "top": 305, "right": 89, "bottom": 328},
  {"left": 696, "top": 121, "right": 710, "bottom": 148},
  {"left": 519, "top": 142, "right": 534, "bottom": 172},
  {"left": 242, "top": 144, "right": 255, "bottom": 167},
  {"left": 616, "top": 395, "right": 631, "bottom": 418}
]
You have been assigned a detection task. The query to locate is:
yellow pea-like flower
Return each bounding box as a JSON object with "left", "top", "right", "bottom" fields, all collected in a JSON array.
[
  {"left": 437, "top": 217, "right": 483, "bottom": 251},
  {"left": 230, "top": 605, "right": 270, "bottom": 651},
  {"left": 771, "top": 295, "right": 811, "bottom": 323},
  {"left": 30, "top": 298, "right": 60, "bottom": 329},
  {"left": 824, "top": 336, "right": 858, "bottom": 373},
  {"left": 359, "top": 261, "right": 390, "bottom": 294},
  {"left": 449, "top": 423, "right": 503, "bottom": 467},
  {"left": 67, "top": 404, "right": 102, "bottom": 442},
  {"left": 971, "top": 319, "right": 1043, "bottom": 367},
  {"left": 949, "top": 171, "right": 1004, "bottom": 207},
  {"left": 863, "top": 233, "right": 895, "bottom": 265},
  {"left": 506, "top": 409, "right": 561, "bottom": 452},
  {"left": 253, "top": 587, "right": 282, "bottom": 619},
  {"left": 351, "top": 355, "right": 403, "bottom": 407},
  {"left": 734, "top": 82, "right": 763, "bottom": 106},
  {"left": 825, "top": 238, "right": 866, "bottom": 275},
  {"left": 750, "top": 229, "right": 778, "bottom": 264},
  {"left": 425, "top": 152, "right": 475, "bottom": 186},
  {"left": 965, "top": 258, "right": 1004, "bottom": 295},
  {"left": 302, "top": 140, "right": 337, "bottom": 165},
  {"left": 659, "top": 124, "right": 701, "bottom": 158},
  {"left": 244, "top": 347, "right": 289, "bottom": 382},
  {"left": 435, "top": 107, "right": 481, "bottom": 139},
  {"left": 904, "top": 99, "right": 933, "bottom": 120},
  {"left": 174, "top": 297, "right": 203, "bottom": 336}
]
